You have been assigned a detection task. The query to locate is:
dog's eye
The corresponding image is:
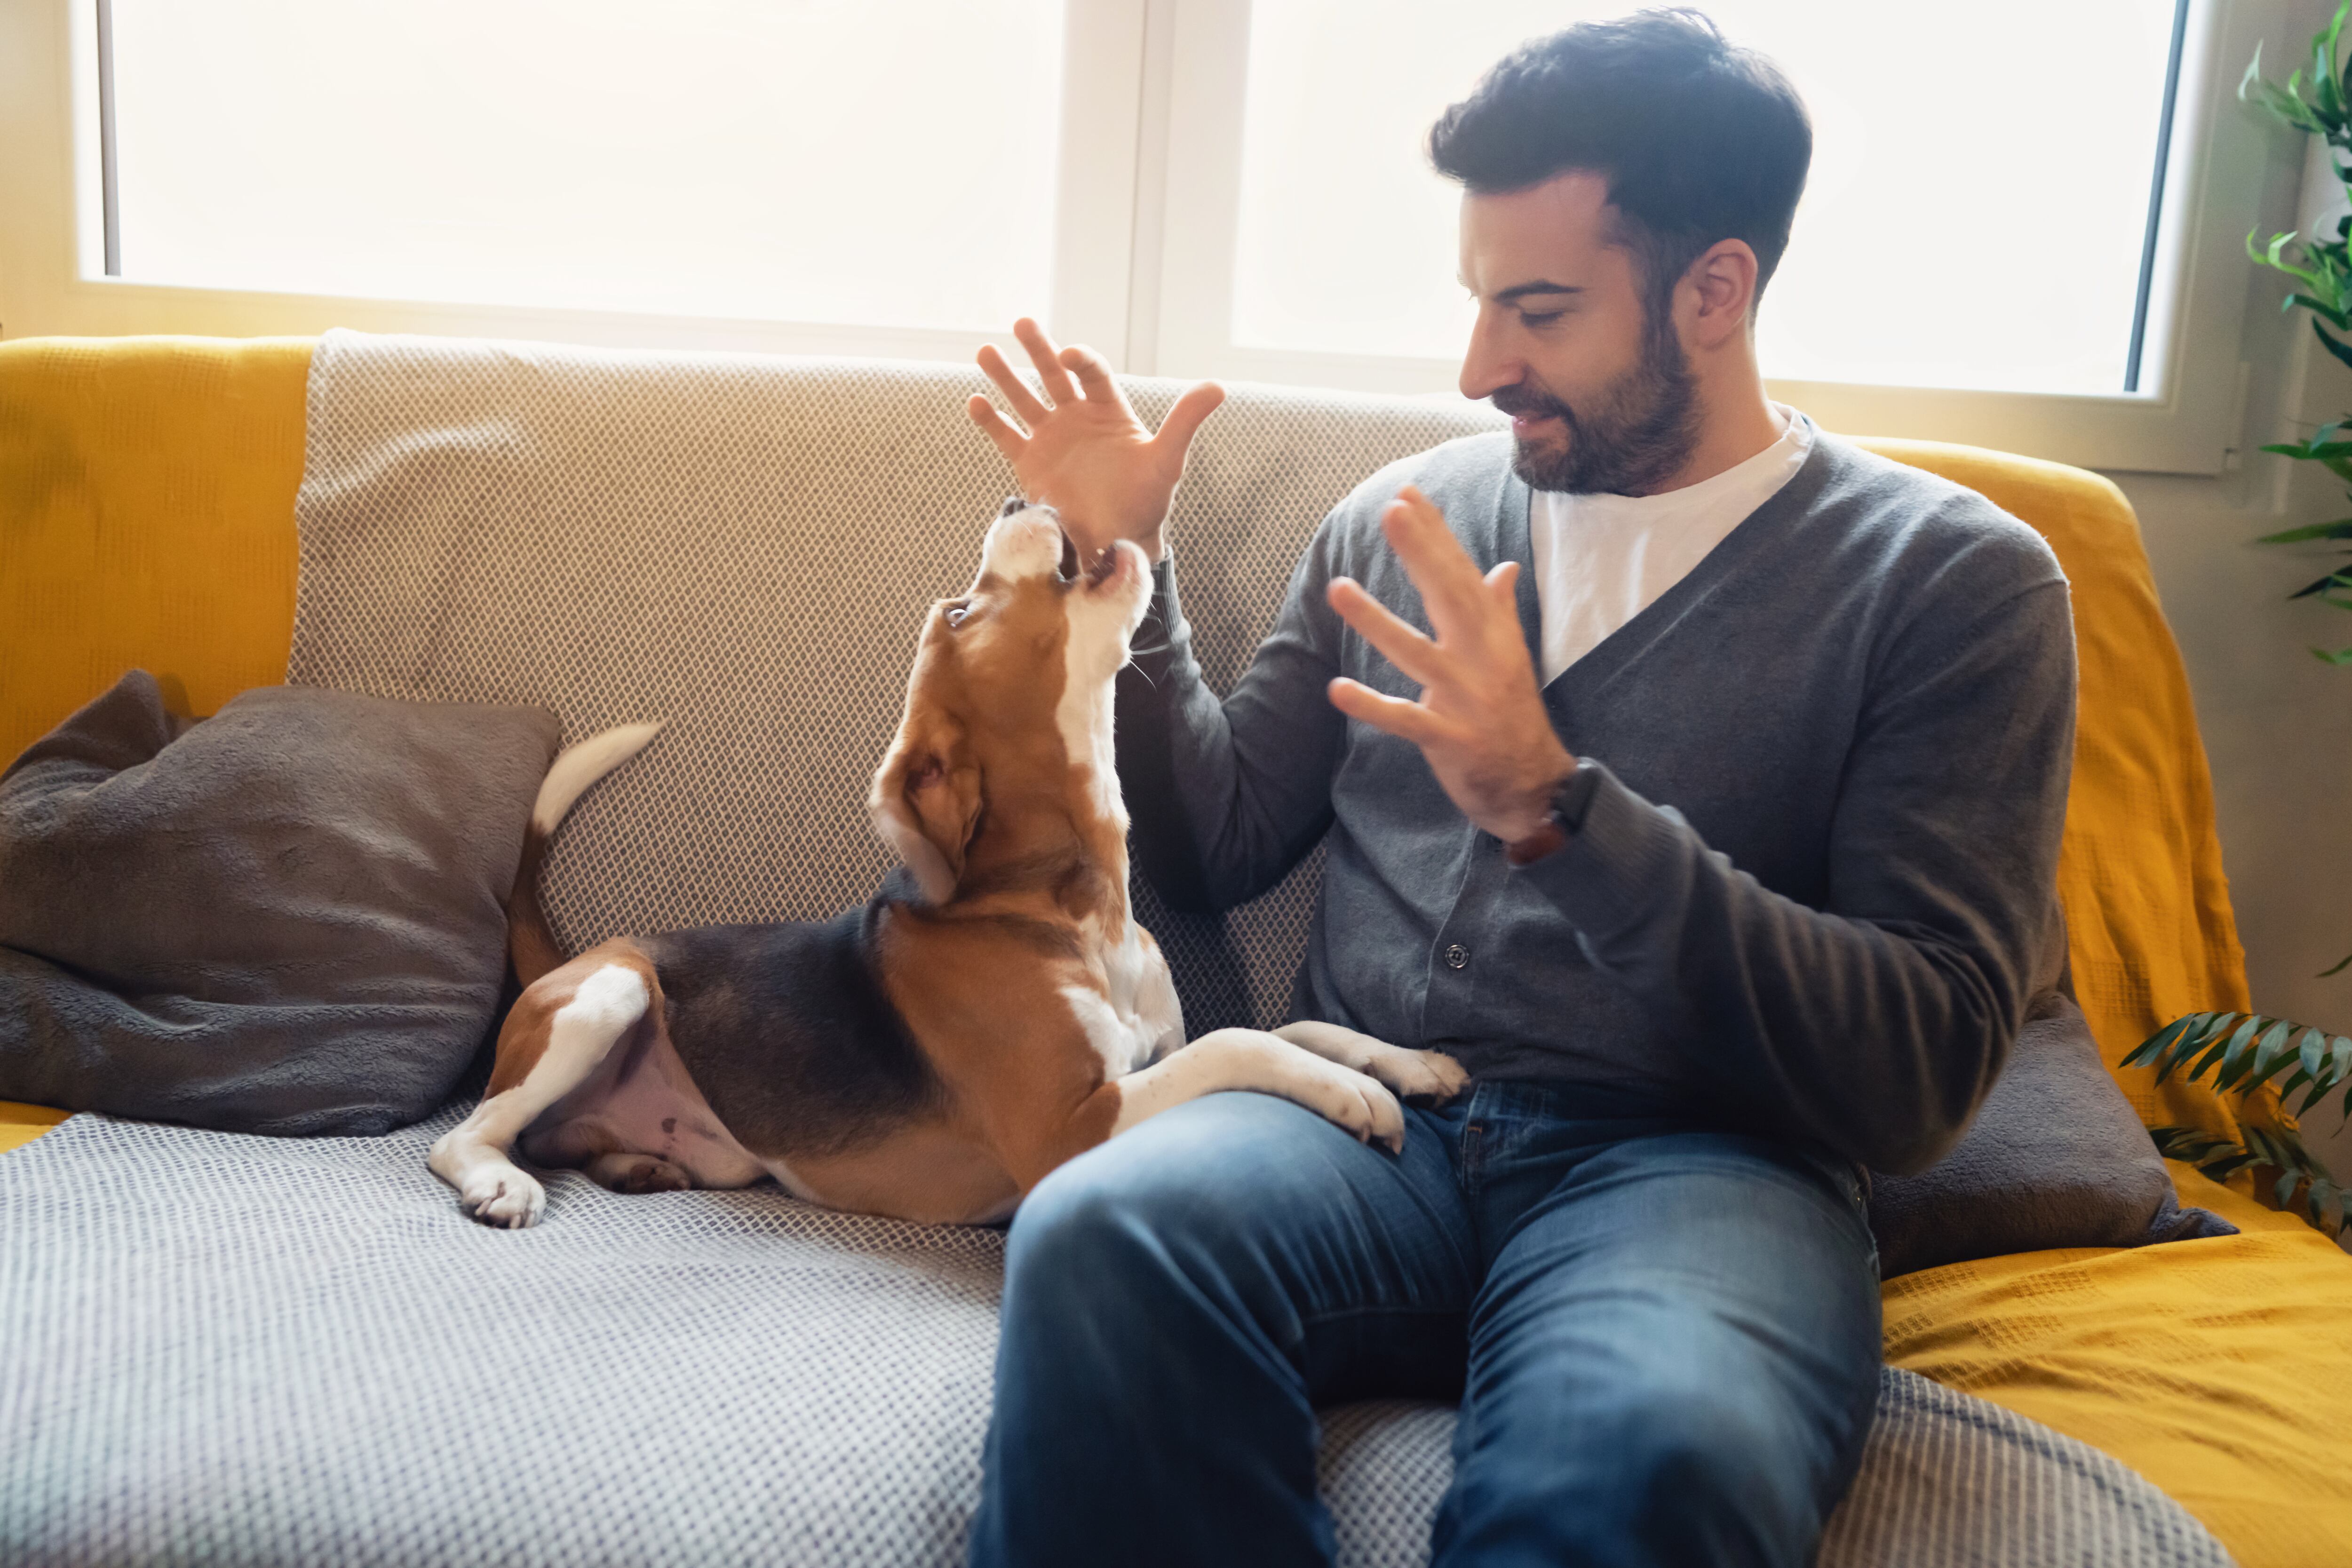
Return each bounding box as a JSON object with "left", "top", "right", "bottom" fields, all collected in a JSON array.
[{"left": 944, "top": 601, "right": 972, "bottom": 628}]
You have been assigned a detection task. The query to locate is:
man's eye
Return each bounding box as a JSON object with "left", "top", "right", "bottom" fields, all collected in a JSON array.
[{"left": 1518, "top": 310, "right": 1566, "bottom": 328}]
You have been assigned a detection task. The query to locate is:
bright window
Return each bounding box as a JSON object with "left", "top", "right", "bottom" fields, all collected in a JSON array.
[
  {"left": 1230, "top": 0, "right": 2185, "bottom": 397},
  {"left": 0, "top": 0, "right": 2285, "bottom": 470},
  {"left": 101, "top": 0, "right": 1066, "bottom": 331}
]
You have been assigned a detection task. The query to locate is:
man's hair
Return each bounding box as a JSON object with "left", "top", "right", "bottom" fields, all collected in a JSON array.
[{"left": 1428, "top": 9, "right": 1811, "bottom": 319}]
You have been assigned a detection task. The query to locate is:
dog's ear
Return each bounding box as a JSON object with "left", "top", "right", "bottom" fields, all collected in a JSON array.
[{"left": 868, "top": 708, "right": 984, "bottom": 903}]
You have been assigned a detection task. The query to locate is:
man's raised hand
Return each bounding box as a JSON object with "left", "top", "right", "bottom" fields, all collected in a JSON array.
[
  {"left": 968, "top": 318, "right": 1224, "bottom": 562},
  {"left": 1326, "top": 486, "right": 1577, "bottom": 846}
]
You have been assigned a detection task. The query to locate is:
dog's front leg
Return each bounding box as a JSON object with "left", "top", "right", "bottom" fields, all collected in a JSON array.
[
  {"left": 1272, "top": 1020, "right": 1470, "bottom": 1105},
  {"left": 1109, "top": 1027, "right": 1408, "bottom": 1152}
]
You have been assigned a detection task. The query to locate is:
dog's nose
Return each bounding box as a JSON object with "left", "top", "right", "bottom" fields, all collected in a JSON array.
[{"left": 1000, "top": 496, "right": 1027, "bottom": 518}]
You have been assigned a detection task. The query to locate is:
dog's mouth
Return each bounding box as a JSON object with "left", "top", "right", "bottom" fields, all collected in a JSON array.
[{"left": 1057, "top": 530, "right": 1127, "bottom": 592}]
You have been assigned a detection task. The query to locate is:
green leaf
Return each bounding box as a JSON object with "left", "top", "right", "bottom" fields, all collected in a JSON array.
[
  {"left": 2125, "top": 1013, "right": 2202, "bottom": 1070},
  {"left": 2220, "top": 1019, "right": 2289, "bottom": 1091},
  {"left": 2258, "top": 516, "right": 2352, "bottom": 542},
  {"left": 2287, "top": 569, "right": 2352, "bottom": 599},
  {"left": 2312, "top": 317, "right": 2352, "bottom": 374},
  {"left": 2245, "top": 1019, "right": 2300, "bottom": 1089},
  {"left": 2162, "top": 1013, "right": 2235, "bottom": 1083},
  {"left": 2300, "top": 1026, "right": 2331, "bottom": 1082},
  {"left": 2217, "top": 1014, "right": 2265, "bottom": 1080},
  {"left": 2290, "top": 293, "right": 2352, "bottom": 329}
]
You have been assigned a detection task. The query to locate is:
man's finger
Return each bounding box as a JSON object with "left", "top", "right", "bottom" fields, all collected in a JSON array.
[
  {"left": 977, "top": 343, "right": 1050, "bottom": 426},
  {"left": 1152, "top": 382, "right": 1228, "bottom": 458},
  {"left": 1379, "top": 488, "right": 1491, "bottom": 641},
  {"left": 967, "top": 395, "right": 1029, "bottom": 464},
  {"left": 1327, "top": 578, "right": 1450, "bottom": 689},
  {"left": 1059, "top": 344, "right": 1125, "bottom": 407},
  {"left": 1014, "top": 318, "right": 1081, "bottom": 406},
  {"left": 1327, "top": 678, "right": 1453, "bottom": 747}
]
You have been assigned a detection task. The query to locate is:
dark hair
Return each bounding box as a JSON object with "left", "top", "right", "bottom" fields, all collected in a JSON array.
[{"left": 1428, "top": 9, "right": 1811, "bottom": 318}]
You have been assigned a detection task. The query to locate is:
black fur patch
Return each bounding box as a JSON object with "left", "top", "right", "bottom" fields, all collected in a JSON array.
[{"left": 644, "top": 894, "right": 940, "bottom": 1160}]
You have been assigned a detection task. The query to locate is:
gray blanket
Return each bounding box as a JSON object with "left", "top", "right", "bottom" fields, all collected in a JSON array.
[
  {"left": 0, "top": 1109, "right": 2234, "bottom": 1568},
  {"left": 0, "top": 670, "right": 556, "bottom": 1134}
]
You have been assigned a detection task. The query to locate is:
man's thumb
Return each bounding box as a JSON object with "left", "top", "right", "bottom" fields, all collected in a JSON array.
[{"left": 1155, "top": 382, "right": 1228, "bottom": 455}]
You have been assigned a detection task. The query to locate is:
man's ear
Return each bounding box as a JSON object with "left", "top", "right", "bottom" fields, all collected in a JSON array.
[{"left": 867, "top": 711, "right": 984, "bottom": 903}]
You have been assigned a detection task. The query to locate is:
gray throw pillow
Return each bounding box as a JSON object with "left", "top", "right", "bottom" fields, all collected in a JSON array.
[
  {"left": 1867, "top": 991, "right": 2236, "bottom": 1278},
  {"left": 0, "top": 670, "right": 558, "bottom": 1135}
]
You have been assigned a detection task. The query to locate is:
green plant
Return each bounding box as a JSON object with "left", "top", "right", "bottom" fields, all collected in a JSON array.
[
  {"left": 2123, "top": 1010, "right": 2350, "bottom": 1236},
  {"left": 2243, "top": 2, "right": 2352, "bottom": 664}
]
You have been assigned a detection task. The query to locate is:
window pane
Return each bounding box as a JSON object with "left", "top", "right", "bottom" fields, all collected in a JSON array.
[
  {"left": 107, "top": 0, "right": 1065, "bottom": 331},
  {"left": 1232, "top": 1, "right": 2179, "bottom": 395}
]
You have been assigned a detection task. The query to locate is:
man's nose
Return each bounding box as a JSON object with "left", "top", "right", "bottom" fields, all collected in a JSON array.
[{"left": 1458, "top": 310, "right": 1518, "bottom": 403}]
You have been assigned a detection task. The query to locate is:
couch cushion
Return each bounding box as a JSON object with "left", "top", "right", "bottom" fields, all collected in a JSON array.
[
  {"left": 0, "top": 669, "right": 559, "bottom": 1135},
  {"left": 1883, "top": 1162, "right": 2352, "bottom": 1568},
  {"left": 0, "top": 1108, "right": 2235, "bottom": 1568}
]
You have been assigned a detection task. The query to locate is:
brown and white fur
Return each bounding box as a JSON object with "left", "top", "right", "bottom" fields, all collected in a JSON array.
[{"left": 429, "top": 501, "right": 1468, "bottom": 1229}]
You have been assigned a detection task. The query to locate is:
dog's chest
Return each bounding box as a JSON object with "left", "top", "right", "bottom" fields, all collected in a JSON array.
[{"left": 1062, "top": 919, "right": 1184, "bottom": 1079}]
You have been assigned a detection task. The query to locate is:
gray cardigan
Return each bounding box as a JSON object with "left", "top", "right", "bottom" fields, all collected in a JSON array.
[{"left": 1114, "top": 429, "right": 2075, "bottom": 1176}]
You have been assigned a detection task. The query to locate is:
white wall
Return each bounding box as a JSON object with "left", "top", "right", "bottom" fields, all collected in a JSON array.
[{"left": 2111, "top": 10, "right": 2352, "bottom": 1186}]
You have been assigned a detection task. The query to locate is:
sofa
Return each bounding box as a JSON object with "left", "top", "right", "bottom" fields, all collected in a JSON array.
[{"left": 1, "top": 332, "right": 2347, "bottom": 1567}]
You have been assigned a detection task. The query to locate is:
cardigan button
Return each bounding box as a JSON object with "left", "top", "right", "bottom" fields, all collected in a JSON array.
[{"left": 1444, "top": 944, "right": 1470, "bottom": 970}]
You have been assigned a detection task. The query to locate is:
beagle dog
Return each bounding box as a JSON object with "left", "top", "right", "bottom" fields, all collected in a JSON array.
[{"left": 429, "top": 501, "right": 1468, "bottom": 1228}]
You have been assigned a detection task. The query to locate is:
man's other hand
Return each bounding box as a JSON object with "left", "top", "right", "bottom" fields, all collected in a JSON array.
[
  {"left": 968, "top": 318, "right": 1225, "bottom": 562},
  {"left": 1327, "top": 486, "right": 1577, "bottom": 845}
]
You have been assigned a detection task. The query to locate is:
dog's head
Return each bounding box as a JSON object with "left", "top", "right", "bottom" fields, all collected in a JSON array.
[{"left": 868, "top": 500, "right": 1153, "bottom": 904}]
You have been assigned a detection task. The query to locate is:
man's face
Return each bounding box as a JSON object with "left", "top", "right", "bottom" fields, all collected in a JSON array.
[{"left": 1457, "top": 172, "right": 1701, "bottom": 496}]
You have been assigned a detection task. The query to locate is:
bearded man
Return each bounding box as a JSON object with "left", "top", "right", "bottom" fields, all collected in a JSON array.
[{"left": 962, "top": 12, "right": 2074, "bottom": 1567}]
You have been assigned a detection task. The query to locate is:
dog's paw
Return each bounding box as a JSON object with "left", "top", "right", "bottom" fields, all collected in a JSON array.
[
  {"left": 1274, "top": 1020, "right": 1469, "bottom": 1106},
  {"left": 1359, "top": 1045, "right": 1470, "bottom": 1105},
  {"left": 584, "top": 1152, "right": 691, "bottom": 1195},
  {"left": 461, "top": 1168, "right": 546, "bottom": 1229},
  {"left": 1293, "top": 1054, "right": 1407, "bottom": 1155}
]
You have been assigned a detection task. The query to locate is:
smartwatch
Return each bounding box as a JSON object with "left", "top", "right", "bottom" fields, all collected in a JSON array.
[{"left": 1503, "top": 762, "right": 1597, "bottom": 868}]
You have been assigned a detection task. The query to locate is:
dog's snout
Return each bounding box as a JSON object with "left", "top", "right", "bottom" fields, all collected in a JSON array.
[{"left": 1000, "top": 496, "right": 1027, "bottom": 519}]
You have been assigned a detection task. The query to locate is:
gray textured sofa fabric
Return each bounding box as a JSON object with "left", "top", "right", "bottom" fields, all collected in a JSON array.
[
  {"left": 0, "top": 331, "right": 2246, "bottom": 1566},
  {"left": 1867, "top": 994, "right": 2235, "bottom": 1278},
  {"left": 0, "top": 669, "right": 557, "bottom": 1135},
  {"left": 0, "top": 1109, "right": 2234, "bottom": 1568}
]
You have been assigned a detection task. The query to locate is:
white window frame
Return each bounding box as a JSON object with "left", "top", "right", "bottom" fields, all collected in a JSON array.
[{"left": 0, "top": 0, "right": 2302, "bottom": 476}]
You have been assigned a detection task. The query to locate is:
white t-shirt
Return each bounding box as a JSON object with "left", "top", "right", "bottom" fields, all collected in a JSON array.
[{"left": 1528, "top": 405, "right": 1815, "bottom": 685}]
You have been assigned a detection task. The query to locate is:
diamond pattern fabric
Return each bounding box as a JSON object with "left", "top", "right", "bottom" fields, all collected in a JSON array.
[
  {"left": 0, "top": 1109, "right": 2232, "bottom": 1567},
  {"left": 289, "top": 330, "right": 1503, "bottom": 1032}
]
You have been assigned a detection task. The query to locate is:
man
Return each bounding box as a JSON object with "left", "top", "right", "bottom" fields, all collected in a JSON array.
[{"left": 962, "top": 11, "right": 2073, "bottom": 1567}]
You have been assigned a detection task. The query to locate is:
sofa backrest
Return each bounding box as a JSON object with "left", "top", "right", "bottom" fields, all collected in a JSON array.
[
  {"left": 0, "top": 332, "right": 2246, "bottom": 1138},
  {"left": 289, "top": 331, "right": 1504, "bottom": 1038}
]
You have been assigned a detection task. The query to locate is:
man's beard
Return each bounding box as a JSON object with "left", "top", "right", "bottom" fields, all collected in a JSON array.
[{"left": 1492, "top": 308, "right": 1702, "bottom": 496}]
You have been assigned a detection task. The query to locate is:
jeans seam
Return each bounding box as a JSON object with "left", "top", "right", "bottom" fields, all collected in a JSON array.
[{"left": 1295, "top": 1302, "right": 1466, "bottom": 1334}]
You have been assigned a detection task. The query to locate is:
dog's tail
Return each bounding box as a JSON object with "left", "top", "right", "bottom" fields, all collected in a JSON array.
[{"left": 508, "top": 721, "right": 666, "bottom": 987}]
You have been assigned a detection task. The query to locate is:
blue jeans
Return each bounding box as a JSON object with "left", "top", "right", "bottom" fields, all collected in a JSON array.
[{"left": 970, "top": 1082, "right": 1883, "bottom": 1568}]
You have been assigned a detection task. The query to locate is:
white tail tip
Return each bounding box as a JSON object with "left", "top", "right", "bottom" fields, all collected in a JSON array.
[{"left": 532, "top": 720, "right": 665, "bottom": 836}]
